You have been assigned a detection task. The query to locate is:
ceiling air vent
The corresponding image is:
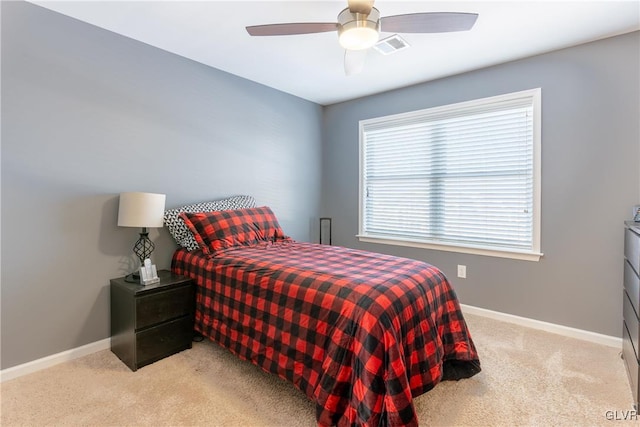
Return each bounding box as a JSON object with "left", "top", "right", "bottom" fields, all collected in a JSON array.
[{"left": 373, "top": 34, "right": 410, "bottom": 55}]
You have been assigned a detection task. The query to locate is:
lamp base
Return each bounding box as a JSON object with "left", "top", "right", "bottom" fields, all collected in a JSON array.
[
  {"left": 124, "top": 227, "right": 156, "bottom": 284},
  {"left": 133, "top": 229, "right": 155, "bottom": 264},
  {"left": 124, "top": 272, "right": 141, "bottom": 284}
]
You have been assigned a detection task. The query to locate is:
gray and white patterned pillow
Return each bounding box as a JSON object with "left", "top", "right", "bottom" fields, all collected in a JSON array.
[{"left": 164, "top": 195, "right": 256, "bottom": 251}]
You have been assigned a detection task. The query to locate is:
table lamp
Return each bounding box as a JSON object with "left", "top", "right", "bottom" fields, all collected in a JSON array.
[{"left": 117, "top": 192, "right": 166, "bottom": 281}]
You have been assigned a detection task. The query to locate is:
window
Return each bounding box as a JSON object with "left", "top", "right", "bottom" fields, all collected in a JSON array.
[{"left": 358, "top": 89, "right": 542, "bottom": 261}]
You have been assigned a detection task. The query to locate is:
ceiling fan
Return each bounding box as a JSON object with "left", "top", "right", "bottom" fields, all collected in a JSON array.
[{"left": 246, "top": 0, "right": 478, "bottom": 76}]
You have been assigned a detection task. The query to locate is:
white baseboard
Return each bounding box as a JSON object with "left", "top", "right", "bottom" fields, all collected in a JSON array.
[
  {"left": 0, "top": 305, "right": 622, "bottom": 383},
  {"left": 0, "top": 338, "right": 111, "bottom": 383},
  {"left": 461, "top": 304, "right": 622, "bottom": 348}
]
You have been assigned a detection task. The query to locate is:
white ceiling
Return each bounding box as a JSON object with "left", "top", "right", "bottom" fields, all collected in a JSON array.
[{"left": 30, "top": 0, "right": 640, "bottom": 105}]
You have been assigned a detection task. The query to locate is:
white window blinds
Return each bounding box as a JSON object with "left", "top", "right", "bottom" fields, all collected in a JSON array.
[{"left": 359, "top": 89, "right": 541, "bottom": 260}]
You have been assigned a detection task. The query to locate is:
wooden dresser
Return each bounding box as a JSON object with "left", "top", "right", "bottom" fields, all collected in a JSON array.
[{"left": 623, "top": 222, "right": 640, "bottom": 410}]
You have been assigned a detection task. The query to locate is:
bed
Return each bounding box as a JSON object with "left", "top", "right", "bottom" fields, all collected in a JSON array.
[{"left": 167, "top": 202, "right": 480, "bottom": 426}]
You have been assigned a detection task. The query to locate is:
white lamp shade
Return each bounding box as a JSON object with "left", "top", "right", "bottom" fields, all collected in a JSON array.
[{"left": 117, "top": 192, "right": 166, "bottom": 228}]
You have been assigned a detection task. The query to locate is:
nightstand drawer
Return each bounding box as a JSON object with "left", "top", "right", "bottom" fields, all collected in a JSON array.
[
  {"left": 625, "top": 227, "right": 640, "bottom": 275},
  {"left": 624, "top": 290, "right": 639, "bottom": 361},
  {"left": 136, "top": 316, "right": 193, "bottom": 368},
  {"left": 625, "top": 259, "right": 640, "bottom": 319},
  {"left": 136, "top": 284, "right": 194, "bottom": 330}
]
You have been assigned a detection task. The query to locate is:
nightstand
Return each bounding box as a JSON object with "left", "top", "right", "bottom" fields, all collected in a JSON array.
[{"left": 110, "top": 269, "right": 195, "bottom": 371}]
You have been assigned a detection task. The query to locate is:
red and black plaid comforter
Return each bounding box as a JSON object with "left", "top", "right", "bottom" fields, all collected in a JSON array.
[{"left": 172, "top": 241, "right": 480, "bottom": 426}]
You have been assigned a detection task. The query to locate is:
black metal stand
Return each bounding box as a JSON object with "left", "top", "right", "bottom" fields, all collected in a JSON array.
[
  {"left": 320, "top": 217, "right": 332, "bottom": 245},
  {"left": 133, "top": 227, "right": 155, "bottom": 262},
  {"left": 124, "top": 227, "right": 155, "bottom": 283}
]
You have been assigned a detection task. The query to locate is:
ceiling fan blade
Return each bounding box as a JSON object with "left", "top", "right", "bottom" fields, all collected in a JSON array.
[
  {"left": 344, "top": 49, "right": 368, "bottom": 76},
  {"left": 348, "top": 0, "right": 375, "bottom": 15},
  {"left": 380, "top": 12, "right": 478, "bottom": 33},
  {"left": 246, "top": 23, "right": 337, "bottom": 36}
]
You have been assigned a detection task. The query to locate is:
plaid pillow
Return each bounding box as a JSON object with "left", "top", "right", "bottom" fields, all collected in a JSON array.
[
  {"left": 180, "top": 206, "right": 290, "bottom": 256},
  {"left": 163, "top": 195, "right": 256, "bottom": 251}
]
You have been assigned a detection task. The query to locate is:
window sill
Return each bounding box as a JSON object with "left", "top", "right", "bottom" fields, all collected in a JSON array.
[{"left": 357, "top": 235, "right": 543, "bottom": 262}]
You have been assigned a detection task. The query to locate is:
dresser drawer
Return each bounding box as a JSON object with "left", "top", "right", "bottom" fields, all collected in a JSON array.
[
  {"left": 136, "top": 316, "right": 193, "bottom": 368},
  {"left": 625, "top": 227, "right": 640, "bottom": 275},
  {"left": 624, "top": 290, "right": 640, "bottom": 361},
  {"left": 625, "top": 260, "right": 640, "bottom": 319},
  {"left": 623, "top": 321, "right": 640, "bottom": 409},
  {"left": 136, "top": 284, "right": 194, "bottom": 330}
]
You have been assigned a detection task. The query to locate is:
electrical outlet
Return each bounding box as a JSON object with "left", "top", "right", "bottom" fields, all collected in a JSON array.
[{"left": 457, "top": 265, "right": 467, "bottom": 279}]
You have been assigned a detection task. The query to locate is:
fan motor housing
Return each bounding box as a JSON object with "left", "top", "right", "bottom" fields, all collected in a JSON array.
[{"left": 337, "top": 7, "right": 381, "bottom": 50}]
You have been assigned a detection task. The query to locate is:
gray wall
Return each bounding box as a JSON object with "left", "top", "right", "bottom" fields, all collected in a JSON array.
[
  {"left": 322, "top": 31, "right": 640, "bottom": 337},
  {"left": 1, "top": 1, "right": 322, "bottom": 369}
]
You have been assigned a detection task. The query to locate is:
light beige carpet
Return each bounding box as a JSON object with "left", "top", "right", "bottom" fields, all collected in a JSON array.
[{"left": 0, "top": 313, "right": 635, "bottom": 426}]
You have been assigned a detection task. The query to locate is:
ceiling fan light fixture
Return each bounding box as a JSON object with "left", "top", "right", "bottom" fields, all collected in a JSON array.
[{"left": 337, "top": 7, "right": 380, "bottom": 50}]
